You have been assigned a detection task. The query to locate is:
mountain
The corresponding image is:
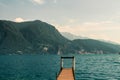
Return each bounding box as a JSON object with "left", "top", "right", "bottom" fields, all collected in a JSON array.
[
  {"left": 61, "top": 32, "right": 120, "bottom": 54},
  {"left": 99, "top": 39, "right": 120, "bottom": 45},
  {"left": 0, "top": 20, "right": 120, "bottom": 54},
  {"left": 0, "top": 20, "right": 31, "bottom": 54},
  {"left": 0, "top": 20, "right": 69, "bottom": 54},
  {"left": 61, "top": 32, "right": 88, "bottom": 40},
  {"left": 63, "top": 39, "right": 120, "bottom": 54}
]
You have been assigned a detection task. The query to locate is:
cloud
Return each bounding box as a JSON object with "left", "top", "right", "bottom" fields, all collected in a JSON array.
[
  {"left": 31, "top": 0, "right": 45, "bottom": 5},
  {"left": 68, "top": 19, "right": 76, "bottom": 23},
  {"left": 83, "top": 21, "right": 112, "bottom": 26},
  {"left": 0, "top": 2, "right": 8, "bottom": 8},
  {"left": 53, "top": 21, "right": 120, "bottom": 43},
  {"left": 14, "top": 17, "right": 25, "bottom": 22},
  {"left": 53, "top": 0, "right": 57, "bottom": 3}
]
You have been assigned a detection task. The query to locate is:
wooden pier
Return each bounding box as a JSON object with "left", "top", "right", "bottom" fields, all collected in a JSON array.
[{"left": 57, "top": 57, "right": 75, "bottom": 80}]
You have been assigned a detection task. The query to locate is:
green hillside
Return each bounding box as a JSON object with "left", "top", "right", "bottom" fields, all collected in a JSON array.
[
  {"left": 64, "top": 39, "right": 120, "bottom": 54},
  {"left": 0, "top": 20, "right": 120, "bottom": 54},
  {"left": 0, "top": 20, "right": 68, "bottom": 54}
]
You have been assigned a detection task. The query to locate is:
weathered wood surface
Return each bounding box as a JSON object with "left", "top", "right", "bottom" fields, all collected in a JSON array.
[{"left": 57, "top": 68, "right": 75, "bottom": 80}]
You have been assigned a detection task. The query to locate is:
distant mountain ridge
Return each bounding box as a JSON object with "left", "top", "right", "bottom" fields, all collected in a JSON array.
[
  {"left": 61, "top": 32, "right": 88, "bottom": 40},
  {"left": 0, "top": 20, "right": 120, "bottom": 54},
  {"left": 61, "top": 32, "right": 120, "bottom": 45}
]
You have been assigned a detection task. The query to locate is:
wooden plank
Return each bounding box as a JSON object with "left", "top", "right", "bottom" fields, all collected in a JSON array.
[{"left": 57, "top": 68, "right": 75, "bottom": 80}]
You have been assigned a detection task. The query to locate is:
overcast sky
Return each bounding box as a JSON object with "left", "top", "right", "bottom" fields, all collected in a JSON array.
[{"left": 0, "top": 0, "right": 120, "bottom": 43}]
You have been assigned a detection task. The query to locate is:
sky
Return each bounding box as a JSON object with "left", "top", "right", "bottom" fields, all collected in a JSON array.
[{"left": 0, "top": 0, "right": 120, "bottom": 43}]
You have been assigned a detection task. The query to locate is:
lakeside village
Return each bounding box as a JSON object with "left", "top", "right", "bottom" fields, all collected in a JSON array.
[
  {"left": 8, "top": 46, "right": 120, "bottom": 55},
  {"left": 58, "top": 48, "right": 104, "bottom": 54},
  {"left": 11, "top": 48, "right": 104, "bottom": 55}
]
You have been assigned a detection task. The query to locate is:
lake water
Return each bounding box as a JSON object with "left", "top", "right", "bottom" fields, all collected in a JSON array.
[{"left": 0, "top": 54, "right": 120, "bottom": 80}]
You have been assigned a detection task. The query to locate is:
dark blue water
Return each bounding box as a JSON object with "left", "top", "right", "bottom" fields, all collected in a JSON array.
[{"left": 0, "top": 54, "right": 120, "bottom": 80}]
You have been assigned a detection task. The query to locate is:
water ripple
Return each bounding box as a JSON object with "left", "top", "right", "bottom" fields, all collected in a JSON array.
[{"left": 0, "top": 54, "right": 120, "bottom": 80}]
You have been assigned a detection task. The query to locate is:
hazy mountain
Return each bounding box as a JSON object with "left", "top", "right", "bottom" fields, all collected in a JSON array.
[
  {"left": 61, "top": 32, "right": 120, "bottom": 54},
  {"left": 99, "top": 39, "right": 120, "bottom": 45},
  {"left": 61, "top": 32, "right": 88, "bottom": 40},
  {"left": 0, "top": 20, "right": 120, "bottom": 54}
]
